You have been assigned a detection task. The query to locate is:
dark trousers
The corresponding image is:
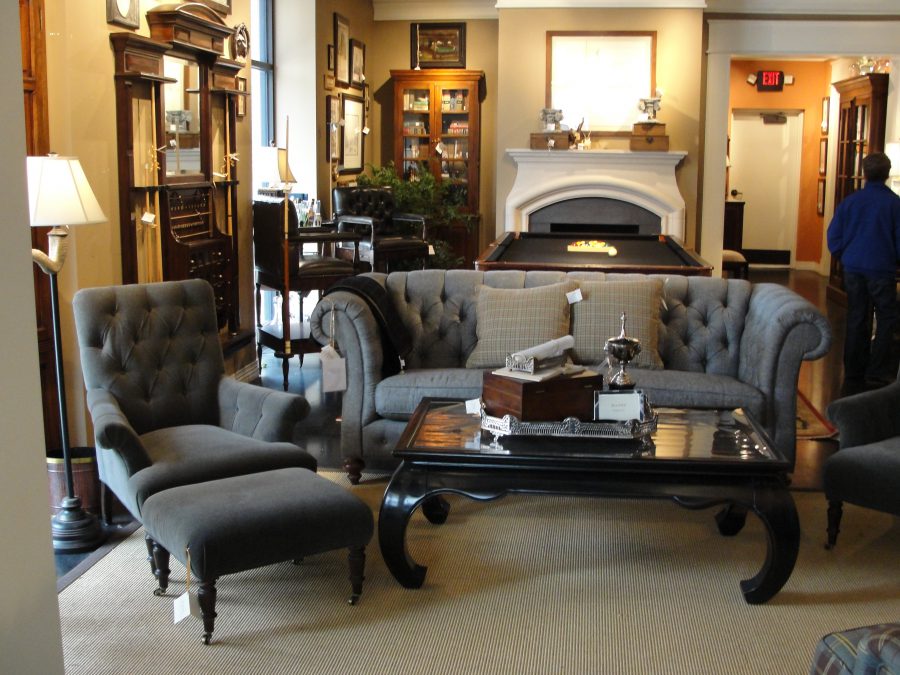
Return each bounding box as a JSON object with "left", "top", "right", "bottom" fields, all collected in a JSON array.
[{"left": 843, "top": 272, "right": 898, "bottom": 382}]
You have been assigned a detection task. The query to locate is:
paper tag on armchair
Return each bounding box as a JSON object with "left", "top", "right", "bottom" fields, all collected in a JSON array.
[{"left": 320, "top": 345, "right": 347, "bottom": 392}]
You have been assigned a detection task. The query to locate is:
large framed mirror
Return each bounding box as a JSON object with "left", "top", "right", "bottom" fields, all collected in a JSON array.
[{"left": 163, "top": 55, "right": 203, "bottom": 179}]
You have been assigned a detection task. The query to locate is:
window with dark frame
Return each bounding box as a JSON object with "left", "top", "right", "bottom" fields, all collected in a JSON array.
[{"left": 250, "top": 0, "right": 274, "bottom": 146}]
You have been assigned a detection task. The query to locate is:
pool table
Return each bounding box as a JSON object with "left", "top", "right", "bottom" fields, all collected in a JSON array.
[{"left": 474, "top": 232, "right": 712, "bottom": 276}]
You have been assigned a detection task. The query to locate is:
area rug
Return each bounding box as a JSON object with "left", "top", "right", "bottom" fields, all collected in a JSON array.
[
  {"left": 58, "top": 473, "right": 899, "bottom": 675},
  {"left": 796, "top": 390, "right": 838, "bottom": 439}
]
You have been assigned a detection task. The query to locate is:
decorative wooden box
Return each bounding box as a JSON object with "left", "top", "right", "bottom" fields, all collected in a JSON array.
[
  {"left": 630, "top": 122, "right": 669, "bottom": 151},
  {"left": 482, "top": 371, "right": 603, "bottom": 422},
  {"left": 530, "top": 132, "right": 573, "bottom": 151}
]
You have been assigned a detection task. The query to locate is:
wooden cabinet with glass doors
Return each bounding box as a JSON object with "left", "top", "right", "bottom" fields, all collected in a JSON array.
[
  {"left": 391, "top": 69, "right": 484, "bottom": 265},
  {"left": 827, "top": 73, "right": 889, "bottom": 303},
  {"left": 110, "top": 4, "right": 245, "bottom": 333}
]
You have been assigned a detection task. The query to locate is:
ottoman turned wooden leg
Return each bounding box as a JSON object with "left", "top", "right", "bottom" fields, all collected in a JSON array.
[
  {"left": 347, "top": 546, "right": 366, "bottom": 605},
  {"left": 145, "top": 536, "right": 170, "bottom": 595},
  {"left": 197, "top": 579, "right": 218, "bottom": 645}
]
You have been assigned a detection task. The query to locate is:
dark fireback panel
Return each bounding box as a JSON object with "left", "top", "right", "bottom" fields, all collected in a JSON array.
[{"left": 529, "top": 197, "right": 660, "bottom": 236}]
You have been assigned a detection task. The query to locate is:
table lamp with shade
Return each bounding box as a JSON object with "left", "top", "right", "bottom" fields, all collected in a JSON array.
[
  {"left": 27, "top": 154, "right": 106, "bottom": 552},
  {"left": 884, "top": 141, "right": 900, "bottom": 197}
]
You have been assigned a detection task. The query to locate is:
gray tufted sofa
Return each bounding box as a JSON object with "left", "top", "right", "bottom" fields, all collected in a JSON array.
[{"left": 310, "top": 270, "right": 831, "bottom": 482}]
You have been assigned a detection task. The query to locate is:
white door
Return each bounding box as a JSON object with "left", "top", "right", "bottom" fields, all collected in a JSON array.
[{"left": 729, "top": 110, "right": 804, "bottom": 264}]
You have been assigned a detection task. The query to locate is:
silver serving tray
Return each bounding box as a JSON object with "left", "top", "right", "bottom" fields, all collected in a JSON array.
[{"left": 480, "top": 410, "right": 658, "bottom": 442}]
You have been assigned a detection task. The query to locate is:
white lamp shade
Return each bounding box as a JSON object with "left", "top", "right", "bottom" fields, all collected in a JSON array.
[
  {"left": 27, "top": 155, "right": 106, "bottom": 227},
  {"left": 884, "top": 142, "right": 900, "bottom": 177}
]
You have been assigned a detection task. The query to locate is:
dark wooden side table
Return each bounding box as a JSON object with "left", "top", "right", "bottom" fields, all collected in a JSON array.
[{"left": 379, "top": 399, "right": 799, "bottom": 604}]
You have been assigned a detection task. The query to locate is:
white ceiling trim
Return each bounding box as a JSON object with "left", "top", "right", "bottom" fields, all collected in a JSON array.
[
  {"left": 705, "top": 0, "right": 897, "bottom": 15},
  {"left": 494, "top": 0, "right": 706, "bottom": 7},
  {"left": 374, "top": 1, "right": 498, "bottom": 21}
]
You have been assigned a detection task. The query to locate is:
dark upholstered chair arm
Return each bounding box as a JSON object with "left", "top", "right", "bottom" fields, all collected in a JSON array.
[
  {"left": 86, "top": 389, "right": 151, "bottom": 476},
  {"left": 393, "top": 213, "right": 427, "bottom": 239},
  {"left": 827, "top": 381, "right": 900, "bottom": 449},
  {"left": 217, "top": 377, "right": 310, "bottom": 442}
]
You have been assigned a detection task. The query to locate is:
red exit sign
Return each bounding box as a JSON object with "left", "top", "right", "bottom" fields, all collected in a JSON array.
[{"left": 756, "top": 70, "right": 784, "bottom": 92}]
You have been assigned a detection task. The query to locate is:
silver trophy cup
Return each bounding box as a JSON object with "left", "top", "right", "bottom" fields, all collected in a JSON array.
[{"left": 604, "top": 312, "right": 642, "bottom": 390}]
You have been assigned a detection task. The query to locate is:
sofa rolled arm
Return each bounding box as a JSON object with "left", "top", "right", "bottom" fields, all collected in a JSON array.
[
  {"left": 827, "top": 381, "right": 900, "bottom": 449},
  {"left": 310, "top": 290, "right": 386, "bottom": 459},
  {"left": 86, "top": 389, "right": 151, "bottom": 476},
  {"left": 739, "top": 283, "right": 832, "bottom": 465},
  {"left": 217, "top": 377, "right": 310, "bottom": 442}
]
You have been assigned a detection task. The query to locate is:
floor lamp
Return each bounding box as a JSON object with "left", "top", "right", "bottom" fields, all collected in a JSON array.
[{"left": 27, "top": 154, "right": 106, "bottom": 553}]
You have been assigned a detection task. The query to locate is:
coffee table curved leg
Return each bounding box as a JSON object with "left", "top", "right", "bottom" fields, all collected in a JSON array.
[
  {"left": 379, "top": 466, "right": 430, "bottom": 588},
  {"left": 740, "top": 487, "right": 800, "bottom": 604}
]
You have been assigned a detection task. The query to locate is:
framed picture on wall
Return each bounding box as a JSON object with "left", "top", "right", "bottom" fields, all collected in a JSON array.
[
  {"left": 334, "top": 13, "right": 351, "bottom": 88},
  {"left": 106, "top": 0, "right": 140, "bottom": 29},
  {"left": 817, "top": 178, "right": 826, "bottom": 216},
  {"left": 350, "top": 39, "right": 366, "bottom": 89},
  {"left": 326, "top": 94, "right": 342, "bottom": 162},
  {"left": 340, "top": 94, "right": 364, "bottom": 174},
  {"left": 821, "top": 97, "right": 830, "bottom": 135},
  {"left": 236, "top": 76, "right": 247, "bottom": 118},
  {"left": 819, "top": 138, "right": 828, "bottom": 175},
  {"left": 327, "top": 44, "right": 335, "bottom": 73},
  {"left": 411, "top": 23, "right": 466, "bottom": 69}
]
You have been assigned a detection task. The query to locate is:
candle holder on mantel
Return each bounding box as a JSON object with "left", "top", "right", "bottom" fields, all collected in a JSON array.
[{"left": 604, "top": 312, "right": 642, "bottom": 390}]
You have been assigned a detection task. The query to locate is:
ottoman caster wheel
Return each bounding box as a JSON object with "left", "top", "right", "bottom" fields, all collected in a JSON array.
[
  {"left": 153, "top": 587, "right": 166, "bottom": 597},
  {"left": 348, "top": 593, "right": 360, "bottom": 606},
  {"left": 202, "top": 632, "right": 212, "bottom": 645}
]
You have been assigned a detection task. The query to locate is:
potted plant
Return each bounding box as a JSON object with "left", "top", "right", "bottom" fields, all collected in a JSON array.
[{"left": 357, "top": 162, "right": 475, "bottom": 269}]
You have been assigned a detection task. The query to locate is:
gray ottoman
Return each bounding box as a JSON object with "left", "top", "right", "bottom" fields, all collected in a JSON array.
[{"left": 141, "top": 467, "right": 374, "bottom": 644}]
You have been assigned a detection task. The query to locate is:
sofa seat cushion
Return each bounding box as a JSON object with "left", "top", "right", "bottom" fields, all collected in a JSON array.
[
  {"left": 128, "top": 424, "right": 316, "bottom": 518},
  {"left": 823, "top": 438, "right": 900, "bottom": 514},
  {"left": 627, "top": 368, "right": 765, "bottom": 423},
  {"left": 376, "top": 368, "right": 486, "bottom": 420}
]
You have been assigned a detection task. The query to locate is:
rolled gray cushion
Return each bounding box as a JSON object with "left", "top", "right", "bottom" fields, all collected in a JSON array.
[
  {"left": 142, "top": 468, "right": 374, "bottom": 580},
  {"left": 376, "top": 368, "right": 486, "bottom": 420},
  {"left": 127, "top": 425, "right": 317, "bottom": 518},
  {"left": 823, "top": 439, "right": 900, "bottom": 515},
  {"left": 627, "top": 369, "right": 765, "bottom": 423}
]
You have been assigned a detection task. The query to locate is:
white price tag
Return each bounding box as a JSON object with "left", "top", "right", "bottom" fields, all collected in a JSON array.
[
  {"left": 141, "top": 211, "right": 156, "bottom": 225},
  {"left": 320, "top": 344, "right": 347, "bottom": 392},
  {"left": 434, "top": 142, "right": 445, "bottom": 155},
  {"left": 566, "top": 288, "right": 583, "bottom": 304},
  {"left": 362, "top": 126, "right": 370, "bottom": 135},
  {"left": 173, "top": 591, "right": 201, "bottom": 624},
  {"left": 465, "top": 398, "right": 482, "bottom": 415},
  {"left": 594, "top": 390, "right": 643, "bottom": 422},
  {"left": 428, "top": 245, "right": 436, "bottom": 256}
]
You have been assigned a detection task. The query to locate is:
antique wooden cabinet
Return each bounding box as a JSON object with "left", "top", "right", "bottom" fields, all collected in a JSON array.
[
  {"left": 391, "top": 69, "right": 484, "bottom": 266},
  {"left": 827, "top": 73, "right": 889, "bottom": 303},
  {"left": 110, "top": 4, "right": 244, "bottom": 331}
]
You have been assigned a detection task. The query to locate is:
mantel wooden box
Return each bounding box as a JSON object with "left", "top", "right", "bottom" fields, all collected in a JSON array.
[
  {"left": 530, "top": 131, "right": 573, "bottom": 151},
  {"left": 482, "top": 371, "right": 604, "bottom": 422},
  {"left": 630, "top": 121, "right": 669, "bottom": 152}
]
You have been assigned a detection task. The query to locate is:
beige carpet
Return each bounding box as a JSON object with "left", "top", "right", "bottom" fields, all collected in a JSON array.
[{"left": 59, "top": 473, "right": 900, "bottom": 675}]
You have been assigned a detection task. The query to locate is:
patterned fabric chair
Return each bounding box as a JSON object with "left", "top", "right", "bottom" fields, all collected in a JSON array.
[
  {"left": 823, "top": 368, "right": 900, "bottom": 548},
  {"left": 72, "top": 279, "right": 317, "bottom": 522},
  {"left": 810, "top": 623, "right": 900, "bottom": 674},
  {"left": 332, "top": 186, "right": 428, "bottom": 273}
]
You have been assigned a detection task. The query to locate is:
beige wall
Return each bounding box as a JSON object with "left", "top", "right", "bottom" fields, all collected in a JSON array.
[
  {"left": 45, "top": 0, "right": 253, "bottom": 446},
  {"left": 496, "top": 9, "right": 703, "bottom": 247}
]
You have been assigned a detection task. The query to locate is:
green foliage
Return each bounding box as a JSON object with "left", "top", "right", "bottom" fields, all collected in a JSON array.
[{"left": 358, "top": 162, "right": 474, "bottom": 269}]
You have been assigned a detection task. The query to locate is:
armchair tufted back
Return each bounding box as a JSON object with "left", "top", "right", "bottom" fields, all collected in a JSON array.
[
  {"left": 73, "top": 279, "right": 225, "bottom": 435},
  {"left": 378, "top": 270, "right": 751, "bottom": 376},
  {"left": 333, "top": 187, "right": 396, "bottom": 221}
]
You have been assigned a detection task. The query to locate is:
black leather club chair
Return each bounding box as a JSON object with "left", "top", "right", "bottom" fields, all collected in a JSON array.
[
  {"left": 331, "top": 186, "right": 428, "bottom": 273},
  {"left": 72, "top": 279, "right": 317, "bottom": 524}
]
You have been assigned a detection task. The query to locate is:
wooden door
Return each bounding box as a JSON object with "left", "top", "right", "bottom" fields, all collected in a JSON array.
[{"left": 20, "top": 0, "right": 59, "bottom": 452}]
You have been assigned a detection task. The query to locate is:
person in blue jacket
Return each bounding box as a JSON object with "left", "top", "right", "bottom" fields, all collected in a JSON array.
[{"left": 827, "top": 152, "right": 900, "bottom": 393}]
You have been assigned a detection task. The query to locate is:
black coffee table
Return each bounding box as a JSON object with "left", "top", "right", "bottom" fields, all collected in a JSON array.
[{"left": 378, "top": 399, "right": 799, "bottom": 604}]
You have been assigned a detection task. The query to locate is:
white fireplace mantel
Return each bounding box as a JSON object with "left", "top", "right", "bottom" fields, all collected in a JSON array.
[{"left": 505, "top": 149, "right": 688, "bottom": 240}]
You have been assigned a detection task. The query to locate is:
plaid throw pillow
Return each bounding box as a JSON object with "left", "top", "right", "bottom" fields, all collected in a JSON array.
[
  {"left": 465, "top": 282, "right": 573, "bottom": 369},
  {"left": 571, "top": 279, "right": 664, "bottom": 369}
]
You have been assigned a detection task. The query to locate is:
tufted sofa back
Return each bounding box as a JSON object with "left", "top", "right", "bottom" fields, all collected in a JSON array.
[
  {"left": 380, "top": 270, "right": 751, "bottom": 376},
  {"left": 73, "top": 279, "right": 225, "bottom": 435},
  {"left": 332, "top": 187, "right": 397, "bottom": 225}
]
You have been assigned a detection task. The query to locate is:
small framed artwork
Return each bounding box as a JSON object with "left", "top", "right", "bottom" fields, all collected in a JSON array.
[
  {"left": 364, "top": 83, "right": 370, "bottom": 112},
  {"left": 819, "top": 138, "right": 828, "bottom": 175},
  {"left": 197, "top": 0, "right": 231, "bottom": 14},
  {"left": 821, "top": 97, "right": 830, "bottom": 135},
  {"left": 326, "top": 94, "right": 342, "bottom": 162},
  {"left": 327, "top": 44, "right": 335, "bottom": 73},
  {"left": 350, "top": 39, "right": 366, "bottom": 89},
  {"left": 334, "top": 13, "right": 351, "bottom": 88},
  {"left": 324, "top": 73, "right": 336, "bottom": 91},
  {"left": 411, "top": 22, "right": 466, "bottom": 69},
  {"left": 236, "top": 76, "right": 247, "bottom": 118},
  {"left": 340, "top": 94, "right": 364, "bottom": 174},
  {"left": 107, "top": 0, "right": 140, "bottom": 29},
  {"left": 817, "top": 178, "right": 826, "bottom": 216}
]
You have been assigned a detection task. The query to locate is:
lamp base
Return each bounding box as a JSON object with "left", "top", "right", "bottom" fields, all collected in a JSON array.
[{"left": 51, "top": 495, "right": 105, "bottom": 553}]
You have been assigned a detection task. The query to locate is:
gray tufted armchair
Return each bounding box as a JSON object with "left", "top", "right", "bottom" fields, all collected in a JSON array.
[{"left": 73, "top": 279, "right": 317, "bottom": 522}]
